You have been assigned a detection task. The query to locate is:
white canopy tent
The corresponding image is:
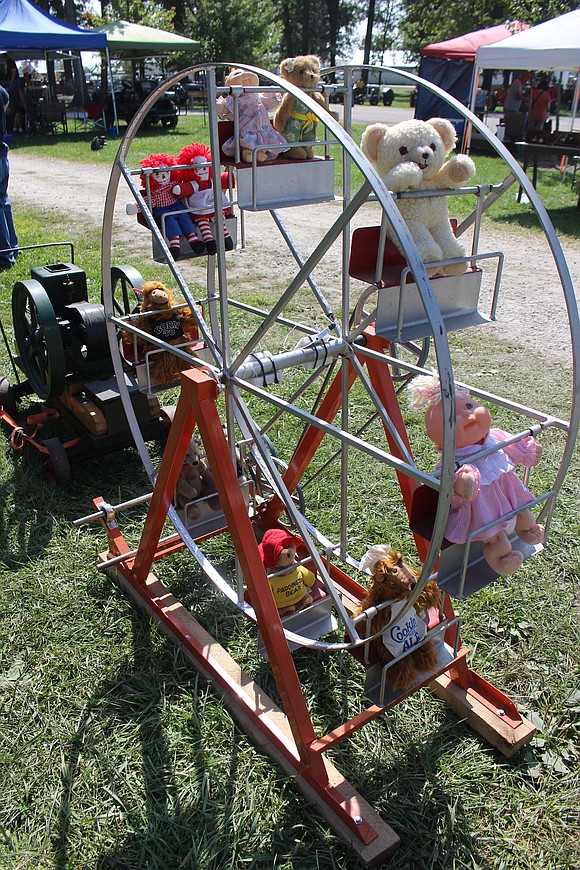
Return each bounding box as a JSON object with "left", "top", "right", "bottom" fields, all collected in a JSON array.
[{"left": 472, "top": 10, "right": 580, "bottom": 128}]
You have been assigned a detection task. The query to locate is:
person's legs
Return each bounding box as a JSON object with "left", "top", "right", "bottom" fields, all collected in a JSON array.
[{"left": 0, "top": 155, "right": 18, "bottom": 268}]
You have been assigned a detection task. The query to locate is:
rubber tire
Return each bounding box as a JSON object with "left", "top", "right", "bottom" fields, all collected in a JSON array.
[
  {"left": 43, "top": 437, "right": 72, "bottom": 488},
  {"left": 0, "top": 377, "right": 18, "bottom": 419}
]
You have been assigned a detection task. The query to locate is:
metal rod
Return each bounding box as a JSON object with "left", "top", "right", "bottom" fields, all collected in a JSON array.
[{"left": 73, "top": 492, "right": 154, "bottom": 526}]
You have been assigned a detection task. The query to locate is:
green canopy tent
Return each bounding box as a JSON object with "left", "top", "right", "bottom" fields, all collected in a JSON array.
[
  {"left": 94, "top": 19, "right": 200, "bottom": 113},
  {"left": 91, "top": 20, "right": 200, "bottom": 128},
  {"left": 95, "top": 20, "right": 199, "bottom": 58}
]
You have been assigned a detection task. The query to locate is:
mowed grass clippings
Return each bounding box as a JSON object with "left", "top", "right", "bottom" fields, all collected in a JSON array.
[{"left": 0, "top": 193, "right": 578, "bottom": 869}]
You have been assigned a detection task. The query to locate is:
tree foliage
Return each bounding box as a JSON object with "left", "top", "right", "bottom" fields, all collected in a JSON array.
[
  {"left": 183, "top": 0, "right": 280, "bottom": 67},
  {"left": 362, "top": 0, "right": 399, "bottom": 66},
  {"left": 398, "top": 0, "right": 578, "bottom": 59},
  {"left": 277, "top": 0, "right": 363, "bottom": 64}
]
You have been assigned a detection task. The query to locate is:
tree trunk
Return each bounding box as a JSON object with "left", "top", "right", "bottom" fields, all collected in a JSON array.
[
  {"left": 362, "top": 0, "right": 376, "bottom": 83},
  {"left": 301, "top": 0, "right": 310, "bottom": 55},
  {"left": 280, "top": 0, "right": 294, "bottom": 58},
  {"left": 326, "top": 0, "right": 339, "bottom": 67}
]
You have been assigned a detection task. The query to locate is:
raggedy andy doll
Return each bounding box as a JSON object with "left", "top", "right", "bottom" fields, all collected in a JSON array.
[
  {"left": 172, "top": 142, "right": 235, "bottom": 255},
  {"left": 139, "top": 153, "right": 206, "bottom": 258},
  {"left": 408, "top": 373, "right": 544, "bottom": 576}
]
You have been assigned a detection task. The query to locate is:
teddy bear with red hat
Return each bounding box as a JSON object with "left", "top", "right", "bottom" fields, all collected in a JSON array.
[{"left": 258, "top": 528, "right": 314, "bottom": 617}]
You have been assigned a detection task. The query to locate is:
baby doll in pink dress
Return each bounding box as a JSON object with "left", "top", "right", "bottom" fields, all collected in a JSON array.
[
  {"left": 217, "top": 68, "right": 288, "bottom": 163},
  {"left": 408, "top": 373, "right": 544, "bottom": 576}
]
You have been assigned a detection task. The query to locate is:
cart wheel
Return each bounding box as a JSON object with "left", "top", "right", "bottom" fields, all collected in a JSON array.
[
  {"left": 12, "top": 280, "right": 66, "bottom": 401},
  {"left": 350, "top": 285, "right": 430, "bottom": 384},
  {"left": 43, "top": 437, "right": 72, "bottom": 488},
  {"left": 110, "top": 265, "right": 145, "bottom": 316},
  {"left": 0, "top": 377, "right": 18, "bottom": 419}
]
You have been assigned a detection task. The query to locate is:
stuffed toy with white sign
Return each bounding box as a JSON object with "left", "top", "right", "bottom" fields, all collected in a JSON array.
[
  {"left": 134, "top": 280, "right": 198, "bottom": 385},
  {"left": 354, "top": 545, "right": 441, "bottom": 691}
]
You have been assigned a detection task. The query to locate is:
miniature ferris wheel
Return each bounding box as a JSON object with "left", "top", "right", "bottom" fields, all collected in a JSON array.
[{"left": 83, "top": 62, "right": 579, "bottom": 863}]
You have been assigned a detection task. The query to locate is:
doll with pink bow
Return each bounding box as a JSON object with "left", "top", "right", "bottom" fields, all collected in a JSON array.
[
  {"left": 216, "top": 68, "right": 288, "bottom": 163},
  {"left": 408, "top": 373, "right": 544, "bottom": 576}
]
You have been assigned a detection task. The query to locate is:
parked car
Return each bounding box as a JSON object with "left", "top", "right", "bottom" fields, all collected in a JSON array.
[
  {"left": 112, "top": 78, "right": 178, "bottom": 128},
  {"left": 381, "top": 87, "right": 394, "bottom": 106}
]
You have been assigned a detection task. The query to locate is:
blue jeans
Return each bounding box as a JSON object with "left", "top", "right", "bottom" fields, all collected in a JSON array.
[
  {"left": 0, "top": 153, "right": 18, "bottom": 266},
  {"left": 153, "top": 203, "right": 197, "bottom": 241}
]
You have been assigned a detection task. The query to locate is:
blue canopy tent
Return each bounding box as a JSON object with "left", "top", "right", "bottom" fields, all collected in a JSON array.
[
  {"left": 0, "top": 0, "right": 107, "bottom": 53},
  {"left": 0, "top": 0, "right": 118, "bottom": 129}
]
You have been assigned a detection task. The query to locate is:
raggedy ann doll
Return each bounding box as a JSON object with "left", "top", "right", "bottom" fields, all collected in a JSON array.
[
  {"left": 408, "top": 373, "right": 544, "bottom": 576},
  {"left": 171, "top": 142, "right": 235, "bottom": 255},
  {"left": 139, "top": 153, "right": 206, "bottom": 258}
]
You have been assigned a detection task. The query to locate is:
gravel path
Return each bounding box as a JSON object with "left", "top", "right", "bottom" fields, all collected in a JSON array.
[{"left": 7, "top": 149, "right": 580, "bottom": 364}]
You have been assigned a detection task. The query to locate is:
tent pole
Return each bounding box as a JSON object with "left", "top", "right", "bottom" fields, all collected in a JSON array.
[
  {"left": 466, "top": 66, "right": 480, "bottom": 153},
  {"left": 45, "top": 51, "right": 57, "bottom": 101},
  {"left": 106, "top": 46, "right": 120, "bottom": 134},
  {"left": 570, "top": 70, "right": 580, "bottom": 131}
]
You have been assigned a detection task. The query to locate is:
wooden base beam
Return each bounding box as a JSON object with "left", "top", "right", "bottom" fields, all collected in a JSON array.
[
  {"left": 102, "top": 556, "right": 400, "bottom": 867},
  {"left": 431, "top": 672, "right": 536, "bottom": 757}
]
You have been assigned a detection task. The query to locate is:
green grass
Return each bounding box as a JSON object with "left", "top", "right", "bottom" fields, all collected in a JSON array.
[{"left": 0, "top": 158, "right": 579, "bottom": 867}]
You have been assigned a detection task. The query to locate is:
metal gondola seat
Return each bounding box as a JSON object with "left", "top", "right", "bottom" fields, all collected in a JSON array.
[
  {"left": 217, "top": 120, "right": 335, "bottom": 210},
  {"left": 349, "top": 223, "right": 488, "bottom": 341}
]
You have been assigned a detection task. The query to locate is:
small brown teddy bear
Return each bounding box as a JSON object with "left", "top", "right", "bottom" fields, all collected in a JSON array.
[
  {"left": 174, "top": 436, "right": 218, "bottom": 523},
  {"left": 258, "top": 528, "right": 314, "bottom": 616},
  {"left": 273, "top": 55, "right": 327, "bottom": 159},
  {"left": 135, "top": 281, "right": 198, "bottom": 385},
  {"left": 353, "top": 545, "right": 442, "bottom": 691}
]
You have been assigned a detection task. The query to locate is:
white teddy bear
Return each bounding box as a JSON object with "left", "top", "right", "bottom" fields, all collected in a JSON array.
[{"left": 361, "top": 118, "right": 476, "bottom": 276}]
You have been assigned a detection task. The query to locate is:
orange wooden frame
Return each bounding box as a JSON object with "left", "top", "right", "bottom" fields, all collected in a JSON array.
[{"left": 94, "top": 331, "right": 535, "bottom": 863}]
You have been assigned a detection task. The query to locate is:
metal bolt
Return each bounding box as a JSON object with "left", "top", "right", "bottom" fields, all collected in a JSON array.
[
  {"left": 497, "top": 708, "right": 505, "bottom": 717},
  {"left": 354, "top": 816, "right": 363, "bottom": 825}
]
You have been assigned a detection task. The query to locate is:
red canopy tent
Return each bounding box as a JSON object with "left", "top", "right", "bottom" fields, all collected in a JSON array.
[
  {"left": 415, "top": 22, "right": 529, "bottom": 121},
  {"left": 422, "top": 23, "right": 527, "bottom": 61}
]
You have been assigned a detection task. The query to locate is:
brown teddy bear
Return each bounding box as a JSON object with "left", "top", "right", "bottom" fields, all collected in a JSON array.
[
  {"left": 134, "top": 281, "right": 198, "bottom": 385},
  {"left": 258, "top": 528, "right": 314, "bottom": 616},
  {"left": 174, "top": 436, "right": 218, "bottom": 523},
  {"left": 273, "top": 55, "right": 327, "bottom": 159},
  {"left": 353, "top": 545, "right": 442, "bottom": 691}
]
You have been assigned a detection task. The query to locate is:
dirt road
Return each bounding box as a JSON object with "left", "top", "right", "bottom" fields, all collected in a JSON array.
[{"left": 7, "top": 149, "right": 580, "bottom": 365}]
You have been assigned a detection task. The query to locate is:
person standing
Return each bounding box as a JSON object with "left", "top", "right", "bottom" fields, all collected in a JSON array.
[
  {"left": 527, "top": 77, "right": 552, "bottom": 132},
  {"left": 6, "top": 67, "right": 26, "bottom": 134},
  {"left": 504, "top": 71, "right": 531, "bottom": 114},
  {"left": 0, "top": 83, "right": 19, "bottom": 271},
  {"left": 503, "top": 70, "right": 531, "bottom": 141}
]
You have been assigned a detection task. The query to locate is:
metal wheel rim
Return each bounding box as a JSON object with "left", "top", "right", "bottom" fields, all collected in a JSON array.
[{"left": 12, "top": 281, "right": 66, "bottom": 401}]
